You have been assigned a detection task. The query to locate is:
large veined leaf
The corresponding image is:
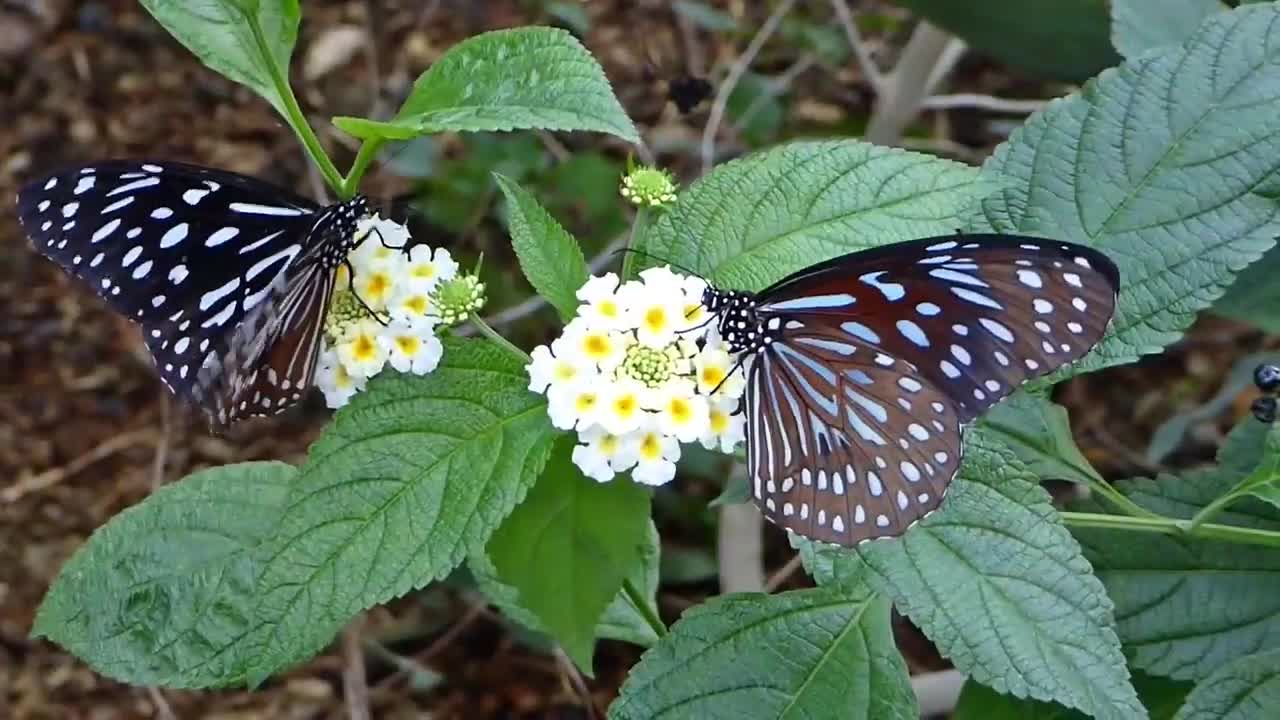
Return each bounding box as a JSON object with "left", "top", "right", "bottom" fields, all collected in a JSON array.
[
  {"left": 1173, "top": 649, "right": 1280, "bottom": 720},
  {"left": 484, "top": 435, "right": 652, "bottom": 672},
  {"left": 138, "top": 0, "right": 299, "bottom": 119},
  {"left": 796, "top": 432, "right": 1144, "bottom": 720},
  {"left": 972, "top": 3, "right": 1280, "bottom": 379},
  {"left": 1072, "top": 435, "right": 1280, "bottom": 682},
  {"left": 247, "top": 339, "right": 557, "bottom": 684},
  {"left": 639, "top": 140, "right": 998, "bottom": 288},
  {"left": 334, "top": 27, "right": 639, "bottom": 144},
  {"left": 33, "top": 462, "right": 294, "bottom": 688},
  {"left": 470, "top": 521, "right": 663, "bottom": 650},
  {"left": 1110, "top": 0, "right": 1224, "bottom": 58},
  {"left": 609, "top": 585, "right": 917, "bottom": 720}
]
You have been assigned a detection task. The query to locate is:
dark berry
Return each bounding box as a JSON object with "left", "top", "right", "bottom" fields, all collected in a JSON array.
[
  {"left": 1255, "top": 364, "right": 1280, "bottom": 393},
  {"left": 1252, "top": 396, "right": 1278, "bottom": 424}
]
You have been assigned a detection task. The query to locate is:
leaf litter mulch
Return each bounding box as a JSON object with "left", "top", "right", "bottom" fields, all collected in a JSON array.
[{"left": 0, "top": 1, "right": 1271, "bottom": 718}]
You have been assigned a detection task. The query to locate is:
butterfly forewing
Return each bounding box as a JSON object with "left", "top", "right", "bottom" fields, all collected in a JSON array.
[
  {"left": 737, "top": 234, "right": 1119, "bottom": 545},
  {"left": 16, "top": 161, "right": 365, "bottom": 425}
]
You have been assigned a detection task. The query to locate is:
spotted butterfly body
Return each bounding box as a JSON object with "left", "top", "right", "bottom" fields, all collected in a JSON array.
[
  {"left": 703, "top": 234, "right": 1120, "bottom": 546},
  {"left": 16, "top": 161, "right": 369, "bottom": 426}
]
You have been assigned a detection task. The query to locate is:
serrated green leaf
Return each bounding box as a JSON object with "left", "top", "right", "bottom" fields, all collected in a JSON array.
[
  {"left": 485, "top": 435, "right": 651, "bottom": 672},
  {"left": 470, "top": 520, "right": 662, "bottom": 649},
  {"left": 1072, "top": 439, "right": 1280, "bottom": 682},
  {"left": 494, "top": 173, "right": 589, "bottom": 322},
  {"left": 384, "top": 27, "right": 638, "bottom": 143},
  {"left": 898, "top": 0, "right": 1119, "bottom": 82},
  {"left": 138, "top": 0, "right": 298, "bottom": 118},
  {"left": 983, "top": 393, "right": 1102, "bottom": 484},
  {"left": 609, "top": 585, "right": 918, "bottom": 720},
  {"left": 247, "top": 339, "right": 557, "bottom": 684},
  {"left": 1173, "top": 649, "right": 1280, "bottom": 720},
  {"left": 971, "top": 3, "right": 1280, "bottom": 378},
  {"left": 640, "top": 140, "right": 998, "bottom": 287},
  {"left": 795, "top": 432, "right": 1145, "bottom": 720},
  {"left": 32, "top": 462, "right": 294, "bottom": 688},
  {"left": 1111, "top": 0, "right": 1224, "bottom": 58},
  {"left": 1214, "top": 246, "right": 1280, "bottom": 333}
]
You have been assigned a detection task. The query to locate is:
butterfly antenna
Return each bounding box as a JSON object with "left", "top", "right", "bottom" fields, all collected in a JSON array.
[
  {"left": 344, "top": 259, "right": 390, "bottom": 326},
  {"left": 710, "top": 354, "right": 749, "bottom": 396},
  {"left": 613, "top": 247, "right": 706, "bottom": 280}
]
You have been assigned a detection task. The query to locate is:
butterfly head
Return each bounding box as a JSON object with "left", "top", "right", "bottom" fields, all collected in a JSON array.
[
  {"left": 703, "top": 286, "right": 773, "bottom": 355},
  {"left": 315, "top": 194, "right": 371, "bottom": 269}
]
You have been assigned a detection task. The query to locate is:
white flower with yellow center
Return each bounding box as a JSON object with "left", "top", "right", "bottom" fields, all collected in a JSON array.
[
  {"left": 654, "top": 382, "right": 710, "bottom": 443},
  {"left": 572, "top": 425, "right": 639, "bottom": 483},
  {"left": 387, "top": 283, "right": 435, "bottom": 322},
  {"left": 548, "top": 377, "right": 602, "bottom": 431},
  {"left": 315, "top": 349, "right": 366, "bottom": 409},
  {"left": 527, "top": 344, "right": 580, "bottom": 394},
  {"left": 700, "top": 399, "right": 746, "bottom": 453},
  {"left": 405, "top": 245, "right": 459, "bottom": 291},
  {"left": 336, "top": 318, "right": 389, "bottom": 378},
  {"left": 561, "top": 317, "right": 628, "bottom": 371},
  {"left": 576, "top": 273, "right": 631, "bottom": 330},
  {"left": 598, "top": 377, "right": 648, "bottom": 436},
  {"left": 378, "top": 317, "right": 443, "bottom": 375},
  {"left": 694, "top": 345, "right": 745, "bottom": 399},
  {"left": 631, "top": 420, "right": 681, "bottom": 486}
]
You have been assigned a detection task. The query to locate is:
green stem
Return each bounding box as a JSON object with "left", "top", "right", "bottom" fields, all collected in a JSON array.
[
  {"left": 469, "top": 312, "right": 531, "bottom": 364},
  {"left": 250, "top": 22, "right": 345, "bottom": 195},
  {"left": 1185, "top": 491, "right": 1243, "bottom": 532},
  {"left": 1060, "top": 511, "right": 1280, "bottom": 548},
  {"left": 341, "top": 138, "right": 386, "bottom": 199},
  {"left": 619, "top": 207, "right": 651, "bottom": 281},
  {"left": 621, "top": 577, "right": 667, "bottom": 638},
  {"left": 1087, "top": 477, "right": 1163, "bottom": 520}
]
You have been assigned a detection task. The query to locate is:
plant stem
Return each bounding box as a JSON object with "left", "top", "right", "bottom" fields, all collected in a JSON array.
[
  {"left": 468, "top": 312, "right": 531, "bottom": 364},
  {"left": 342, "top": 138, "right": 386, "bottom": 199},
  {"left": 1087, "top": 477, "right": 1163, "bottom": 520},
  {"left": 620, "top": 207, "right": 650, "bottom": 281},
  {"left": 250, "top": 22, "right": 345, "bottom": 195},
  {"left": 1185, "top": 491, "right": 1242, "bottom": 532},
  {"left": 1060, "top": 511, "right": 1280, "bottom": 548},
  {"left": 621, "top": 577, "right": 667, "bottom": 638}
]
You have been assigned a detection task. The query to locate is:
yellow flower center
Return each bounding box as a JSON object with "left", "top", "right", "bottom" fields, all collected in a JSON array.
[
  {"left": 639, "top": 433, "right": 661, "bottom": 460},
  {"left": 709, "top": 409, "right": 729, "bottom": 434},
  {"left": 612, "top": 393, "right": 638, "bottom": 418},
  {"left": 667, "top": 397, "right": 692, "bottom": 425},
  {"left": 396, "top": 336, "right": 419, "bottom": 355},
  {"left": 600, "top": 435, "right": 619, "bottom": 455},
  {"left": 684, "top": 303, "right": 705, "bottom": 322},
  {"left": 583, "top": 333, "right": 612, "bottom": 359},
  {"left": 643, "top": 306, "right": 667, "bottom": 333},
  {"left": 575, "top": 392, "right": 598, "bottom": 414},
  {"left": 554, "top": 361, "right": 577, "bottom": 382},
  {"left": 700, "top": 365, "right": 726, "bottom": 389},
  {"left": 363, "top": 272, "right": 391, "bottom": 300},
  {"left": 335, "top": 365, "right": 354, "bottom": 388},
  {"left": 353, "top": 335, "right": 377, "bottom": 361},
  {"left": 402, "top": 295, "right": 429, "bottom": 315},
  {"left": 599, "top": 299, "right": 619, "bottom": 318},
  {"left": 413, "top": 264, "right": 436, "bottom": 280}
]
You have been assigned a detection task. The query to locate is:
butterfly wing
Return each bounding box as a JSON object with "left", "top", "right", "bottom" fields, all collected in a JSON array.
[
  {"left": 17, "top": 161, "right": 322, "bottom": 413},
  {"left": 745, "top": 234, "right": 1119, "bottom": 545}
]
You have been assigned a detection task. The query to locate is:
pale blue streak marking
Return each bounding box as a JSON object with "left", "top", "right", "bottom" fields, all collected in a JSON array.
[
  {"left": 845, "top": 369, "right": 874, "bottom": 385},
  {"left": 762, "top": 293, "right": 857, "bottom": 311},
  {"left": 845, "top": 387, "right": 888, "bottom": 422},
  {"left": 845, "top": 406, "right": 887, "bottom": 446},
  {"left": 773, "top": 344, "right": 838, "bottom": 416},
  {"left": 841, "top": 321, "right": 881, "bottom": 345},
  {"left": 929, "top": 268, "right": 989, "bottom": 287},
  {"left": 795, "top": 337, "right": 857, "bottom": 355},
  {"left": 896, "top": 319, "right": 930, "bottom": 347},
  {"left": 952, "top": 286, "right": 1004, "bottom": 310},
  {"left": 859, "top": 271, "right": 905, "bottom": 301}
]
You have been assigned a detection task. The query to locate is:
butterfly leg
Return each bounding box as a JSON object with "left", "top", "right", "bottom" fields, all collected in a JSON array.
[{"left": 344, "top": 259, "right": 390, "bottom": 326}]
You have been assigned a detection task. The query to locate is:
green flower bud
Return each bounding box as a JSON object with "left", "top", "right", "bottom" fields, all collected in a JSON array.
[{"left": 620, "top": 166, "right": 678, "bottom": 208}]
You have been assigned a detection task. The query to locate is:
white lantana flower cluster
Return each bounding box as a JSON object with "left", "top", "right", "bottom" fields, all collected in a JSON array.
[
  {"left": 528, "top": 267, "right": 747, "bottom": 486},
  {"left": 315, "top": 215, "right": 457, "bottom": 408}
]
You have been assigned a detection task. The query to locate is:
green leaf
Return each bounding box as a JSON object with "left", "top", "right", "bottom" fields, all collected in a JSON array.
[
  {"left": 248, "top": 339, "right": 557, "bottom": 684},
  {"left": 609, "top": 585, "right": 918, "bottom": 720},
  {"left": 956, "top": 673, "right": 1190, "bottom": 720},
  {"left": 1072, "top": 453, "right": 1280, "bottom": 682},
  {"left": 470, "top": 520, "right": 662, "bottom": 649},
  {"left": 1173, "top": 649, "right": 1280, "bottom": 720},
  {"left": 383, "top": 27, "right": 638, "bottom": 144},
  {"left": 493, "top": 173, "right": 589, "bottom": 322},
  {"left": 32, "top": 462, "right": 294, "bottom": 688},
  {"left": 640, "top": 140, "right": 998, "bottom": 287},
  {"left": 897, "top": 0, "right": 1120, "bottom": 82},
  {"left": 485, "top": 435, "right": 651, "bottom": 672},
  {"left": 983, "top": 393, "right": 1102, "bottom": 484},
  {"left": 1111, "top": 0, "right": 1224, "bottom": 58},
  {"left": 138, "top": 0, "right": 299, "bottom": 118},
  {"left": 971, "top": 3, "right": 1280, "bottom": 378},
  {"left": 1214, "top": 245, "right": 1280, "bottom": 333},
  {"left": 795, "top": 432, "right": 1145, "bottom": 720}
]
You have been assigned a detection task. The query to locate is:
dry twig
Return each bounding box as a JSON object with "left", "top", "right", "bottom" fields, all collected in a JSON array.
[
  {"left": 2, "top": 429, "right": 156, "bottom": 503},
  {"left": 829, "top": 0, "right": 884, "bottom": 91},
  {"left": 342, "top": 615, "right": 372, "bottom": 720}
]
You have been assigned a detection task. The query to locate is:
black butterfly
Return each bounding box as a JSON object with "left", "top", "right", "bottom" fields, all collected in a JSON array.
[
  {"left": 16, "top": 161, "right": 370, "bottom": 426},
  {"left": 699, "top": 234, "right": 1120, "bottom": 546}
]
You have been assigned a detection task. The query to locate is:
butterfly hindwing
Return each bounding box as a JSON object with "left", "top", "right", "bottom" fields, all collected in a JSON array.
[{"left": 729, "top": 234, "right": 1119, "bottom": 545}]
